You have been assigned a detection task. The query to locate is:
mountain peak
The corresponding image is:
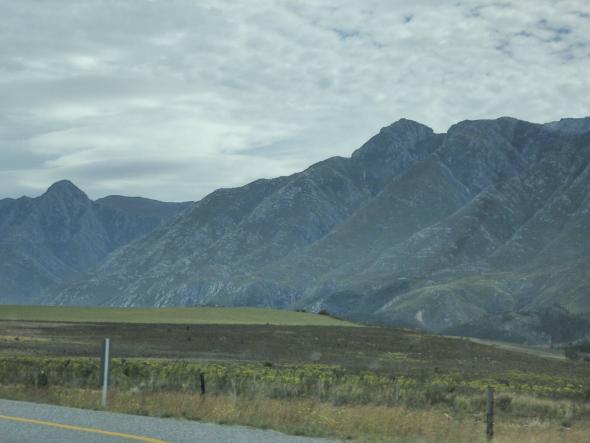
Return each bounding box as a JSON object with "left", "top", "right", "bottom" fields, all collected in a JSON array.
[
  {"left": 382, "top": 118, "right": 433, "bottom": 134},
  {"left": 351, "top": 118, "right": 434, "bottom": 163},
  {"left": 544, "top": 116, "right": 590, "bottom": 135},
  {"left": 43, "top": 180, "right": 88, "bottom": 200}
]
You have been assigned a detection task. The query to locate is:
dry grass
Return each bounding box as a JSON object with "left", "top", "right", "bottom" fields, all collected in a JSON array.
[
  {"left": 0, "top": 385, "right": 587, "bottom": 443},
  {"left": 2, "top": 319, "right": 590, "bottom": 442}
]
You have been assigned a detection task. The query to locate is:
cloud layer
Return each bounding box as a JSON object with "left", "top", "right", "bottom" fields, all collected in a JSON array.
[{"left": 1, "top": 0, "right": 589, "bottom": 201}]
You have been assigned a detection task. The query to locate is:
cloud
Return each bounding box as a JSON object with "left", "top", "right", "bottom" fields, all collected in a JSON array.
[{"left": 1, "top": 0, "right": 589, "bottom": 201}]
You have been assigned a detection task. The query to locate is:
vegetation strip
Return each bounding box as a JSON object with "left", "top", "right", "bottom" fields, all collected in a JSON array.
[
  {"left": 2, "top": 319, "right": 590, "bottom": 441},
  {"left": 0, "top": 413, "right": 168, "bottom": 443},
  {"left": 0, "top": 386, "right": 586, "bottom": 443},
  {"left": 0, "top": 305, "right": 355, "bottom": 326}
]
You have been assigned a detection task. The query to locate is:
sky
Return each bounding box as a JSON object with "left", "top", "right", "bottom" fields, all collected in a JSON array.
[{"left": 1, "top": 0, "right": 589, "bottom": 202}]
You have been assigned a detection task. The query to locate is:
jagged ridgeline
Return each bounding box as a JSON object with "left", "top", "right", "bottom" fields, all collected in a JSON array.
[{"left": 3, "top": 116, "right": 590, "bottom": 344}]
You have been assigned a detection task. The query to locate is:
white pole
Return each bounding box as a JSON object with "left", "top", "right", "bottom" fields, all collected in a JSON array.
[{"left": 101, "top": 338, "right": 110, "bottom": 408}]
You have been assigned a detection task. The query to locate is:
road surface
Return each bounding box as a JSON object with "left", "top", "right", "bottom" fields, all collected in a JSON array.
[{"left": 0, "top": 399, "right": 339, "bottom": 443}]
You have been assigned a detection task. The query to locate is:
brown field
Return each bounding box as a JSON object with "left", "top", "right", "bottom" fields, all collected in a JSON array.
[
  {"left": 1, "top": 318, "right": 590, "bottom": 442},
  {"left": 0, "top": 320, "right": 577, "bottom": 374}
]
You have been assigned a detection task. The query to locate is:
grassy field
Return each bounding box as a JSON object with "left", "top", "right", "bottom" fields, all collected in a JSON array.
[
  {"left": 0, "top": 305, "right": 356, "bottom": 326},
  {"left": 467, "top": 337, "right": 565, "bottom": 360},
  {"left": 1, "top": 307, "right": 590, "bottom": 442},
  {"left": 1, "top": 349, "right": 589, "bottom": 442},
  {"left": 1, "top": 384, "right": 586, "bottom": 443}
]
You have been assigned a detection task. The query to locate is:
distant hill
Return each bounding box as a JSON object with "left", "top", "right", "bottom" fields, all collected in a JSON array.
[
  {"left": 44, "top": 116, "right": 590, "bottom": 344},
  {"left": 0, "top": 181, "right": 191, "bottom": 303}
]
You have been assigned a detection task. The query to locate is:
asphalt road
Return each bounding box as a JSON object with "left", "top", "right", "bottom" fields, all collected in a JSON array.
[{"left": 0, "top": 399, "right": 339, "bottom": 443}]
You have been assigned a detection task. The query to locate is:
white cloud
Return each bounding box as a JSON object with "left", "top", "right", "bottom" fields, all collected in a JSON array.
[{"left": 1, "top": 0, "right": 589, "bottom": 201}]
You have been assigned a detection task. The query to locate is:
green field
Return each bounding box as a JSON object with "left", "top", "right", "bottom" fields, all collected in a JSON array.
[
  {"left": 0, "top": 305, "right": 356, "bottom": 326},
  {"left": 467, "top": 337, "right": 565, "bottom": 360}
]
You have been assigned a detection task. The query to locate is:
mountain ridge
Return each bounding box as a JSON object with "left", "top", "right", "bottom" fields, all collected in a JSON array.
[
  {"left": 3, "top": 116, "right": 590, "bottom": 344},
  {"left": 0, "top": 182, "right": 191, "bottom": 303}
]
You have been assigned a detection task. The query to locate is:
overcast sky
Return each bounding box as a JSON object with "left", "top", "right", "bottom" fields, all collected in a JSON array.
[{"left": 1, "top": 0, "right": 589, "bottom": 201}]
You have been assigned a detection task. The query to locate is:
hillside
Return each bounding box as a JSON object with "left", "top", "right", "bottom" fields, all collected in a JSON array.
[
  {"left": 0, "top": 181, "right": 191, "bottom": 303},
  {"left": 46, "top": 116, "right": 590, "bottom": 344}
]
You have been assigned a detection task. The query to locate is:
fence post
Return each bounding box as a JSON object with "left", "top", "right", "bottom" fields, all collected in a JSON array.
[
  {"left": 100, "top": 338, "right": 111, "bottom": 408},
  {"left": 486, "top": 386, "right": 494, "bottom": 441},
  {"left": 200, "top": 372, "right": 206, "bottom": 396}
]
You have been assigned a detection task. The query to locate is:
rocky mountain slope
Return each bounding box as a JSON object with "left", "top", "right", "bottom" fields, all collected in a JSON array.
[
  {"left": 0, "top": 181, "right": 191, "bottom": 303},
  {"left": 45, "top": 117, "right": 590, "bottom": 343}
]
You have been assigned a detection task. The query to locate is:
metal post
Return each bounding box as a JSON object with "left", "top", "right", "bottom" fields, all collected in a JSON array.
[
  {"left": 100, "top": 338, "right": 111, "bottom": 408},
  {"left": 200, "top": 372, "right": 206, "bottom": 396},
  {"left": 486, "top": 386, "right": 494, "bottom": 441}
]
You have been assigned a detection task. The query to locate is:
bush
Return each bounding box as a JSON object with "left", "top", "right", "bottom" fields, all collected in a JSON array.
[
  {"left": 496, "top": 394, "right": 513, "bottom": 412},
  {"left": 36, "top": 370, "right": 48, "bottom": 388}
]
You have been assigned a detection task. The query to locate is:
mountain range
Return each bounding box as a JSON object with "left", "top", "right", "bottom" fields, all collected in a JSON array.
[
  {"left": 2, "top": 116, "right": 590, "bottom": 344},
  {"left": 0, "top": 183, "right": 190, "bottom": 303}
]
